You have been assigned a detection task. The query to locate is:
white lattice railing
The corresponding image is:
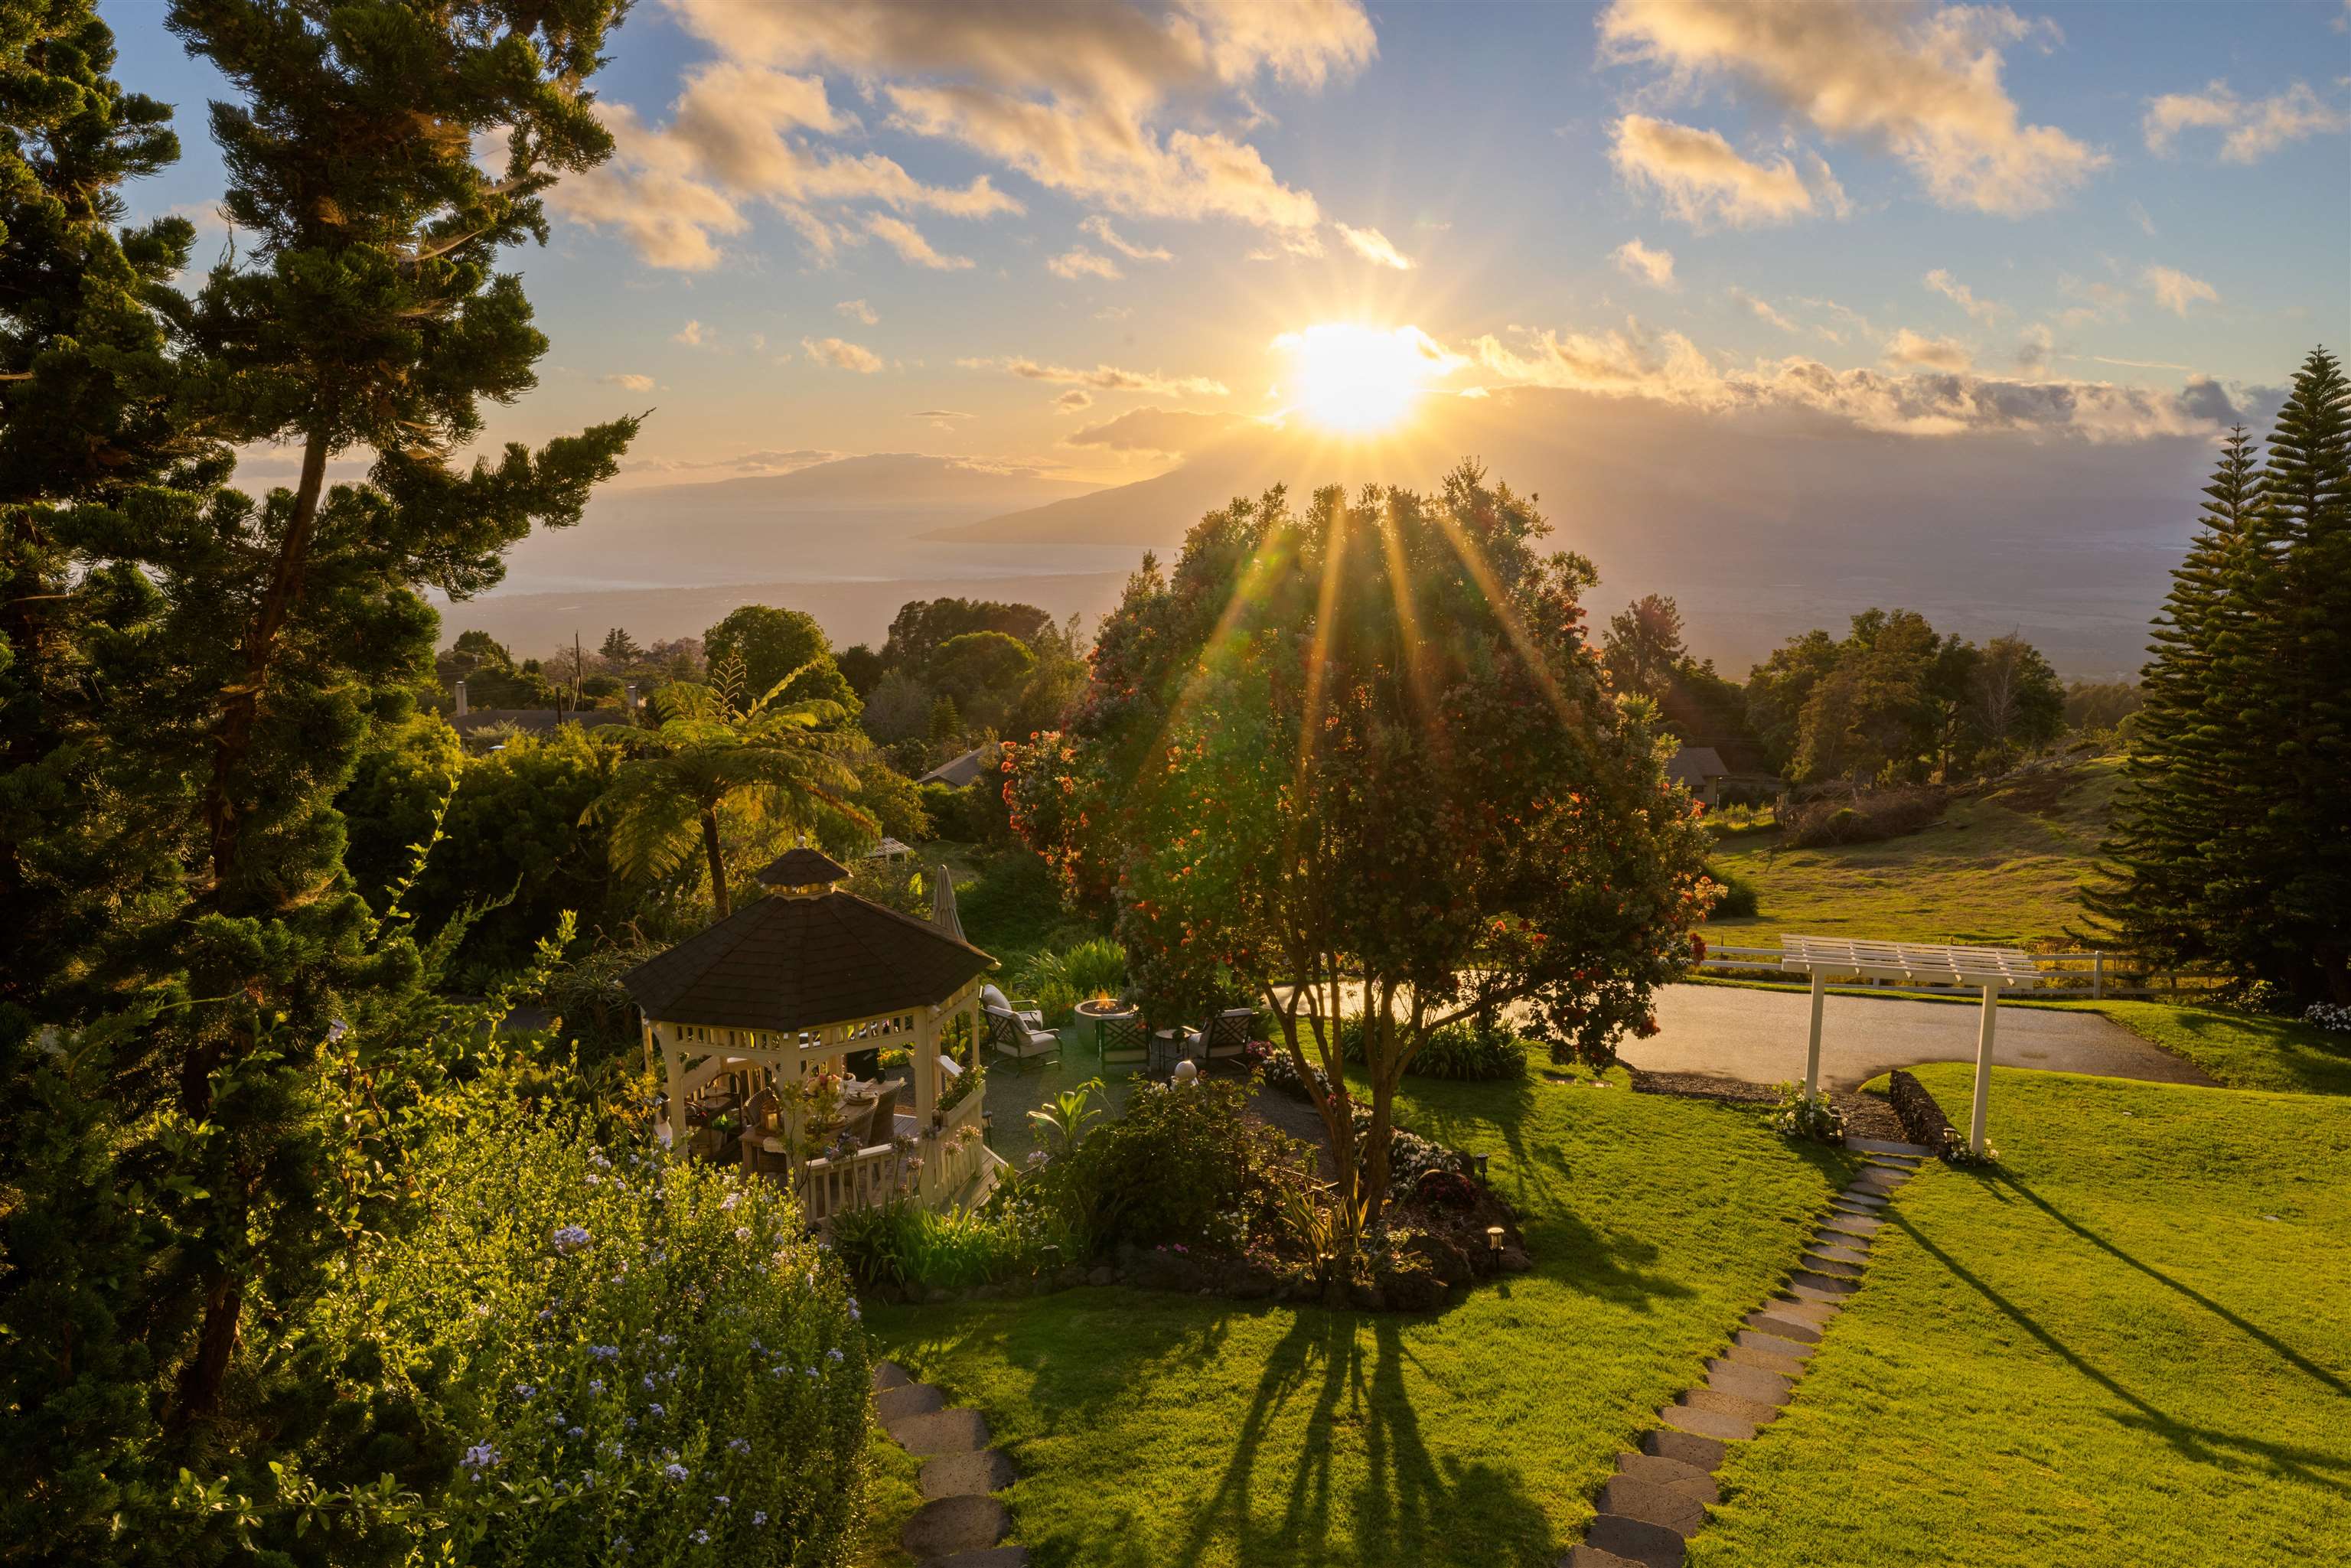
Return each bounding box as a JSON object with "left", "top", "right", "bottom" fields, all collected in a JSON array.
[
  {"left": 918, "top": 1074, "right": 990, "bottom": 1208},
  {"left": 1697, "top": 944, "right": 2228, "bottom": 1000},
  {"left": 795, "top": 1143, "right": 901, "bottom": 1226}
]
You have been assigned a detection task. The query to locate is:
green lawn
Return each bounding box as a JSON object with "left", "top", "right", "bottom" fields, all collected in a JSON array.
[
  {"left": 864, "top": 1068, "right": 1857, "bottom": 1567},
  {"left": 1694, "top": 1063, "right": 2351, "bottom": 1566},
  {"left": 1708, "top": 758, "right": 2118, "bottom": 947}
]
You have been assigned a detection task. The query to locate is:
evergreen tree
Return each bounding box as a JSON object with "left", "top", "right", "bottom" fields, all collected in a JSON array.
[
  {"left": 2092, "top": 353, "right": 2351, "bottom": 1006},
  {"left": 2221, "top": 352, "right": 2350, "bottom": 1000}
]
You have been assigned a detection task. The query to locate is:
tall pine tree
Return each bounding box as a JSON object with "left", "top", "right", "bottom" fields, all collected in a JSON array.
[{"left": 2091, "top": 352, "right": 2351, "bottom": 1003}]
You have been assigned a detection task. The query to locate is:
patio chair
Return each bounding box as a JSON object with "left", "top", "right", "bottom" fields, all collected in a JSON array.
[
  {"left": 865, "top": 1082, "right": 900, "bottom": 1145},
  {"left": 981, "top": 983, "right": 1046, "bottom": 1029},
  {"left": 1193, "top": 1006, "right": 1256, "bottom": 1068},
  {"left": 1100, "top": 1010, "right": 1148, "bottom": 1067},
  {"left": 985, "top": 1005, "right": 1061, "bottom": 1071}
]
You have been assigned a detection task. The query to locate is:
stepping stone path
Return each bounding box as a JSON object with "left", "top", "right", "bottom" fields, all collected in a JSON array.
[
  {"left": 873, "top": 1359, "right": 1029, "bottom": 1567},
  {"left": 1558, "top": 1136, "right": 1933, "bottom": 1568}
]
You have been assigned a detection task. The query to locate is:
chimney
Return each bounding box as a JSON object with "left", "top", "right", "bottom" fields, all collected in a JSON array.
[{"left": 454, "top": 678, "right": 468, "bottom": 718}]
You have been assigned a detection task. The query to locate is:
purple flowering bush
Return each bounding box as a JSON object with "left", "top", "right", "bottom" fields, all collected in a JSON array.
[{"left": 318, "top": 1089, "right": 868, "bottom": 1564}]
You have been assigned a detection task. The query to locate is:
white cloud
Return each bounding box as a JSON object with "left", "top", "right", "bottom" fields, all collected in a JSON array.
[
  {"left": 1081, "top": 214, "right": 1172, "bottom": 261},
  {"left": 1047, "top": 247, "right": 1123, "bottom": 280},
  {"left": 1609, "top": 115, "right": 1817, "bottom": 228},
  {"left": 1472, "top": 315, "right": 2216, "bottom": 441},
  {"left": 547, "top": 69, "right": 1021, "bottom": 270},
  {"left": 1731, "top": 288, "right": 1798, "bottom": 333},
  {"left": 2128, "top": 198, "right": 2157, "bottom": 236},
  {"left": 1600, "top": 0, "right": 2108, "bottom": 215},
  {"left": 2143, "top": 80, "right": 2348, "bottom": 163},
  {"left": 1885, "top": 328, "right": 1973, "bottom": 372},
  {"left": 1335, "top": 222, "right": 1414, "bottom": 269},
  {"left": 672, "top": 319, "right": 706, "bottom": 347},
  {"left": 1611, "top": 237, "right": 1677, "bottom": 289},
  {"left": 865, "top": 213, "right": 973, "bottom": 269},
  {"left": 962, "top": 355, "right": 1230, "bottom": 398},
  {"left": 801, "top": 336, "right": 885, "bottom": 373},
  {"left": 837, "top": 298, "right": 879, "bottom": 324},
  {"left": 1924, "top": 268, "right": 2001, "bottom": 325},
  {"left": 1055, "top": 389, "right": 1094, "bottom": 412},
  {"left": 2055, "top": 276, "right": 2131, "bottom": 331},
  {"left": 2143, "top": 264, "right": 2219, "bottom": 317},
  {"left": 637, "top": 0, "right": 1372, "bottom": 246},
  {"left": 603, "top": 372, "right": 657, "bottom": 391}
]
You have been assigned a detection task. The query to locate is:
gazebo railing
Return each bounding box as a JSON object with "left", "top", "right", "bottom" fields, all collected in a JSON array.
[
  {"left": 797, "top": 1143, "right": 902, "bottom": 1225},
  {"left": 918, "top": 1084, "right": 990, "bottom": 1208}
]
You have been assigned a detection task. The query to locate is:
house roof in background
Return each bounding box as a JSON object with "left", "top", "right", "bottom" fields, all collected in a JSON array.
[{"left": 1665, "top": 747, "right": 1730, "bottom": 785}]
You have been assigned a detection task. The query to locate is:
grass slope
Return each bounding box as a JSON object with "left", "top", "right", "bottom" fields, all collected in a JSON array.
[
  {"left": 866, "top": 1069, "right": 1856, "bottom": 1567},
  {"left": 1708, "top": 758, "right": 2118, "bottom": 947},
  {"left": 1695, "top": 1064, "right": 2351, "bottom": 1567}
]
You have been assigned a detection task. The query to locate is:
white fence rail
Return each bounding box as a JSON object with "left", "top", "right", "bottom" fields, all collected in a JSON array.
[
  {"left": 1697, "top": 944, "right": 2227, "bottom": 1001},
  {"left": 790, "top": 1068, "right": 995, "bottom": 1226}
]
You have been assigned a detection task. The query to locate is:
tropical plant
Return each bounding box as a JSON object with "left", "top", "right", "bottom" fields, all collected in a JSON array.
[
  {"left": 1028, "top": 1077, "right": 1107, "bottom": 1154},
  {"left": 585, "top": 654, "right": 874, "bottom": 918},
  {"left": 1016, "top": 937, "right": 1127, "bottom": 1001}
]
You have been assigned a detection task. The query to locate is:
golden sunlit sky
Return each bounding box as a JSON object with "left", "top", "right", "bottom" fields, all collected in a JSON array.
[{"left": 112, "top": 0, "right": 2351, "bottom": 492}]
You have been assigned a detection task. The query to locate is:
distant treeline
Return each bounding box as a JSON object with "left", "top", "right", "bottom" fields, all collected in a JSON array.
[{"left": 1599, "top": 594, "right": 2113, "bottom": 789}]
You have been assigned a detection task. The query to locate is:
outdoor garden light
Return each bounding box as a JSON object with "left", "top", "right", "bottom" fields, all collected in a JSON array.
[
  {"left": 1486, "top": 1225, "right": 1505, "bottom": 1257},
  {"left": 1472, "top": 1153, "right": 1489, "bottom": 1181},
  {"left": 981, "top": 1111, "right": 994, "bottom": 1143}
]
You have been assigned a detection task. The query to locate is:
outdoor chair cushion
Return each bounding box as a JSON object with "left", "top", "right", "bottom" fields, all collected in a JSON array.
[
  {"left": 985, "top": 1006, "right": 1058, "bottom": 1061},
  {"left": 981, "top": 983, "right": 1045, "bottom": 1028}
]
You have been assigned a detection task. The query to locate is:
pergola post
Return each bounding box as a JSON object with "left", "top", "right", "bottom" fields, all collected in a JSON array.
[
  {"left": 664, "top": 1033, "right": 688, "bottom": 1148},
  {"left": 1804, "top": 970, "right": 1828, "bottom": 1099},
  {"left": 1969, "top": 983, "right": 1998, "bottom": 1156}
]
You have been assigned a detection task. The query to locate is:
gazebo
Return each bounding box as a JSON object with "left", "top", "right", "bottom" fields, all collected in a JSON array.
[{"left": 621, "top": 847, "right": 1003, "bottom": 1218}]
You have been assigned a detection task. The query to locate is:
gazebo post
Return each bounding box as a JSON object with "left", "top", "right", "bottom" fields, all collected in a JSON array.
[
  {"left": 1804, "top": 970, "right": 1828, "bottom": 1099},
  {"left": 664, "top": 1033, "right": 689, "bottom": 1147},
  {"left": 1968, "top": 982, "right": 1998, "bottom": 1156},
  {"left": 911, "top": 1009, "right": 937, "bottom": 1123}
]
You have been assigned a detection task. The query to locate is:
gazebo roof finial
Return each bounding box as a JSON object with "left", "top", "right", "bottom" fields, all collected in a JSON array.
[{"left": 755, "top": 845, "right": 851, "bottom": 895}]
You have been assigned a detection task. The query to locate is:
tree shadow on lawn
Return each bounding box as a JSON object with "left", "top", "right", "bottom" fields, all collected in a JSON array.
[
  {"left": 1890, "top": 1181, "right": 2351, "bottom": 1495},
  {"left": 1158, "top": 1309, "right": 1559, "bottom": 1568}
]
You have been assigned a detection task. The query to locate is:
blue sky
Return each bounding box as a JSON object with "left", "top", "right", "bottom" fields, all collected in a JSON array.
[{"left": 107, "top": 0, "right": 2351, "bottom": 487}]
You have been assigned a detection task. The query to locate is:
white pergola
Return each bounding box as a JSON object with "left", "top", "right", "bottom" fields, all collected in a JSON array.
[{"left": 1779, "top": 934, "right": 2043, "bottom": 1156}]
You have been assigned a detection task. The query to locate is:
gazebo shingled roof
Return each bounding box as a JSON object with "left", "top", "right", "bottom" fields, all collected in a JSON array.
[
  {"left": 621, "top": 888, "right": 995, "bottom": 1033},
  {"left": 755, "top": 846, "right": 852, "bottom": 887}
]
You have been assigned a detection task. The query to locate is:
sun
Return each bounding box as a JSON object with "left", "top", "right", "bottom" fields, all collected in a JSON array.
[{"left": 1275, "top": 323, "right": 1458, "bottom": 435}]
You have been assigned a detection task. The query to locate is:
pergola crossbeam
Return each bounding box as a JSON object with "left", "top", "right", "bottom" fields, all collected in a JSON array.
[{"left": 1777, "top": 933, "right": 2041, "bottom": 1155}]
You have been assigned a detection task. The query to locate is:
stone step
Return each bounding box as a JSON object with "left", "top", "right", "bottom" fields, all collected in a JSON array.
[
  {"left": 1559, "top": 1547, "right": 1645, "bottom": 1568},
  {"left": 1818, "top": 1211, "right": 1883, "bottom": 1239},
  {"left": 1807, "top": 1239, "right": 1871, "bottom": 1267},
  {"left": 1641, "top": 1426, "right": 1727, "bottom": 1472},
  {"left": 1849, "top": 1172, "right": 1906, "bottom": 1195},
  {"left": 1766, "top": 1295, "right": 1840, "bottom": 1325},
  {"left": 1586, "top": 1511, "right": 1689, "bottom": 1567},
  {"left": 1834, "top": 1190, "right": 1889, "bottom": 1210},
  {"left": 1733, "top": 1327, "right": 1817, "bottom": 1361},
  {"left": 1705, "top": 1361, "right": 1793, "bottom": 1407},
  {"left": 921, "top": 1449, "right": 1017, "bottom": 1500},
  {"left": 1560, "top": 1547, "right": 1645, "bottom": 1568},
  {"left": 1597, "top": 1475, "right": 1708, "bottom": 1538},
  {"left": 1782, "top": 1280, "right": 1853, "bottom": 1308},
  {"left": 1681, "top": 1387, "right": 1779, "bottom": 1426},
  {"left": 935, "top": 1550, "right": 1030, "bottom": 1568},
  {"left": 889, "top": 1407, "right": 991, "bottom": 1456},
  {"left": 872, "top": 1360, "right": 914, "bottom": 1392},
  {"left": 1798, "top": 1253, "right": 1865, "bottom": 1280},
  {"left": 1660, "top": 1403, "right": 1756, "bottom": 1443},
  {"left": 876, "top": 1382, "right": 947, "bottom": 1423},
  {"left": 1860, "top": 1152, "right": 1922, "bottom": 1172},
  {"left": 1847, "top": 1136, "right": 1935, "bottom": 1158},
  {"left": 1615, "top": 1451, "right": 1720, "bottom": 1504},
  {"left": 901, "top": 1493, "right": 1010, "bottom": 1560},
  {"left": 1790, "top": 1270, "right": 1860, "bottom": 1297},
  {"left": 1723, "top": 1341, "right": 1807, "bottom": 1378},
  {"left": 1746, "top": 1309, "right": 1823, "bottom": 1345}
]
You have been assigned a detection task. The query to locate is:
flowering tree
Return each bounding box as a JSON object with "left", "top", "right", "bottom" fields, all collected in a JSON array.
[{"left": 1009, "top": 468, "right": 1717, "bottom": 1227}]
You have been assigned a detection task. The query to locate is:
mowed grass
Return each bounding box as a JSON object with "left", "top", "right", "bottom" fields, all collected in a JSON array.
[
  {"left": 2082, "top": 1000, "right": 2351, "bottom": 1097},
  {"left": 866, "top": 1068, "right": 1857, "bottom": 1567},
  {"left": 1694, "top": 1064, "right": 2351, "bottom": 1567},
  {"left": 1708, "top": 758, "right": 2119, "bottom": 947}
]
